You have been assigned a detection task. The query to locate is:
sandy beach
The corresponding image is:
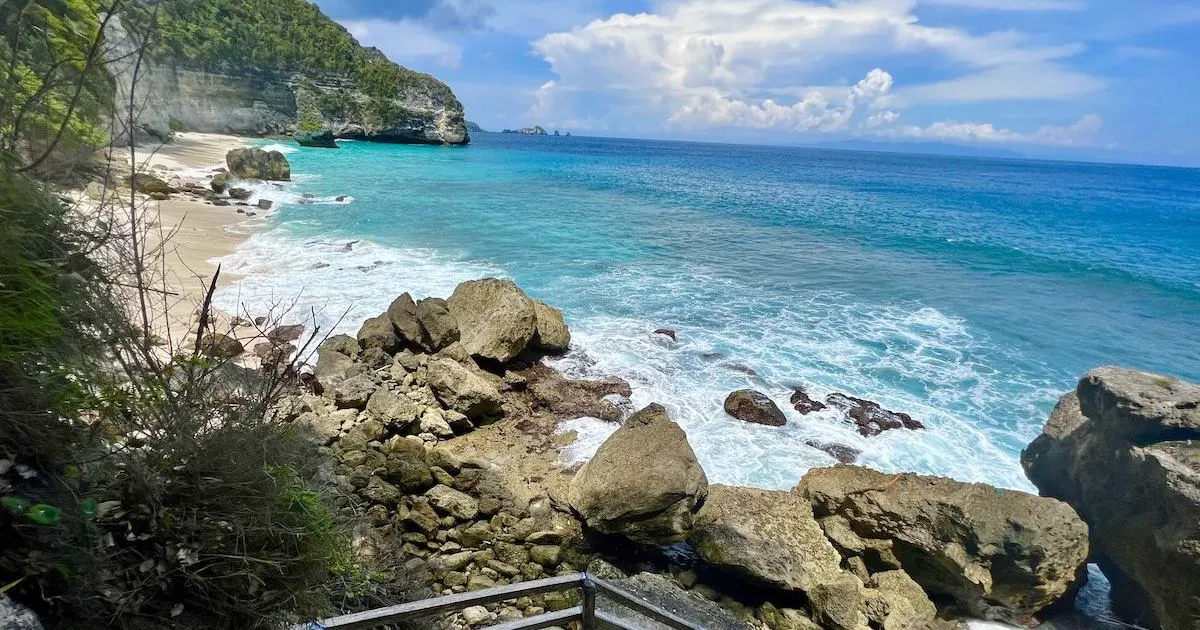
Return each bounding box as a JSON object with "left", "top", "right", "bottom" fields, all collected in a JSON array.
[{"left": 113, "top": 132, "right": 260, "bottom": 344}]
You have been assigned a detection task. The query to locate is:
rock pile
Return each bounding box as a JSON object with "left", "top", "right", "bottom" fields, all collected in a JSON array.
[{"left": 1023, "top": 367, "right": 1200, "bottom": 630}]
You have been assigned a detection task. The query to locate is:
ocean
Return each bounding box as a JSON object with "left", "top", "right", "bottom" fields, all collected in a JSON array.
[{"left": 215, "top": 132, "right": 1200, "bottom": 493}]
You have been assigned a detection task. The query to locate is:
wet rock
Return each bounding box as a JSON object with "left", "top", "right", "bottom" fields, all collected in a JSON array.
[
  {"left": 723, "top": 389, "right": 787, "bottom": 427},
  {"left": 228, "top": 187, "right": 252, "bottom": 200},
  {"left": 1022, "top": 367, "right": 1200, "bottom": 630},
  {"left": 447, "top": 278, "right": 537, "bottom": 363},
  {"left": 790, "top": 388, "right": 827, "bottom": 414},
  {"left": 524, "top": 364, "right": 633, "bottom": 421},
  {"left": 210, "top": 172, "right": 229, "bottom": 193},
  {"left": 654, "top": 328, "right": 677, "bottom": 342},
  {"left": 426, "top": 358, "right": 503, "bottom": 420},
  {"left": 531, "top": 300, "right": 570, "bottom": 353},
  {"left": 257, "top": 198, "right": 273, "bottom": 210},
  {"left": 797, "top": 465, "right": 1089, "bottom": 621},
  {"left": 803, "top": 440, "right": 860, "bottom": 464},
  {"left": 226, "top": 147, "right": 290, "bottom": 181},
  {"left": 825, "top": 394, "right": 923, "bottom": 436},
  {"left": 567, "top": 403, "right": 708, "bottom": 544}
]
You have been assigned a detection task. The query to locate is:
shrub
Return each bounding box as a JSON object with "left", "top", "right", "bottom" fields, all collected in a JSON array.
[{"left": 168, "top": 117, "right": 188, "bottom": 132}]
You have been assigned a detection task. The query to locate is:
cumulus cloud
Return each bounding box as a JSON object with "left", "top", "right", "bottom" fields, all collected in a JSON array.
[
  {"left": 529, "top": 0, "right": 1105, "bottom": 144},
  {"left": 880, "top": 113, "right": 1102, "bottom": 145},
  {"left": 919, "top": 0, "right": 1082, "bottom": 11}
]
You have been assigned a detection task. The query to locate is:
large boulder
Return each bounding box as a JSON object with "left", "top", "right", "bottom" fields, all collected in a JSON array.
[
  {"left": 690, "top": 485, "right": 844, "bottom": 593},
  {"left": 567, "top": 403, "right": 708, "bottom": 545},
  {"left": 1022, "top": 367, "right": 1200, "bottom": 630},
  {"left": 532, "top": 300, "right": 570, "bottom": 353},
  {"left": 447, "top": 278, "right": 537, "bottom": 363},
  {"left": 123, "top": 173, "right": 174, "bottom": 195},
  {"left": 225, "top": 147, "right": 291, "bottom": 181},
  {"left": 413, "top": 297, "right": 460, "bottom": 351},
  {"left": 426, "top": 358, "right": 503, "bottom": 420},
  {"left": 356, "top": 315, "right": 399, "bottom": 354},
  {"left": 723, "top": 389, "right": 787, "bottom": 426},
  {"left": 796, "top": 465, "right": 1088, "bottom": 622},
  {"left": 294, "top": 129, "right": 338, "bottom": 148}
]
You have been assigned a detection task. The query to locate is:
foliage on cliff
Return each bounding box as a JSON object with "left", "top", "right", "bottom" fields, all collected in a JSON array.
[
  {"left": 144, "top": 0, "right": 460, "bottom": 108},
  {"left": 0, "top": 0, "right": 116, "bottom": 173}
]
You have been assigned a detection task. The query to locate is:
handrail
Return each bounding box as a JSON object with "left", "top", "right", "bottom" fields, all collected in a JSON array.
[{"left": 295, "top": 571, "right": 705, "bottom": 630}]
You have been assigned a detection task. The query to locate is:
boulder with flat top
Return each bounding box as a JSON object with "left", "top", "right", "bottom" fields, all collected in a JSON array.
[{"left": 447, "top": 278, "right": 537, "bottom": 363}]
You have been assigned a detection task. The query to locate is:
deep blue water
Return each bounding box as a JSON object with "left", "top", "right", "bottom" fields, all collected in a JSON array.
[{"left": 217, "top": 133, "right": 1200, "bottom": 491}]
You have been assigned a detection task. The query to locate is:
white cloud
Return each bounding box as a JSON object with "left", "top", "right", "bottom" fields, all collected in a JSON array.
[
  {"left": 880, "top": 113, "right": 1102, "bottom": 145},
  {"left": 342, "top": 19, "right": 463, "bottom": 68},
  {"left": 529, "top": 0, "right": 1105, "bottom": 142}
]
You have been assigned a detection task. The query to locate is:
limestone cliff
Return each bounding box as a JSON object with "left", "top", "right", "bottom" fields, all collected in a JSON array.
[{"left": 106, "top": 1, "right": 468, "bottom": 145}]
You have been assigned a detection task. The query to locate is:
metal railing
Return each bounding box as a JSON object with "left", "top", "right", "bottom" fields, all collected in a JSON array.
[{"left": 297, "top": 572, "right": 702, "bottom": 630}]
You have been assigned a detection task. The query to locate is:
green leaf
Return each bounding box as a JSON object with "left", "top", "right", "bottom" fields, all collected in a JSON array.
[{"left": 25, "top": 503, "right": 61, "bottom": 525}]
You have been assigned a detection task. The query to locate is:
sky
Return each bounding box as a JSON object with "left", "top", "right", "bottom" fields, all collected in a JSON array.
[{"left": 312, "top": 0, "right": 1200, "bottom": 165}]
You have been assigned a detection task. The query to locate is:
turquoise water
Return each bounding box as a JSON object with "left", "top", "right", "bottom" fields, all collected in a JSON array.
[{"left": 216, "top": 134, "right": 1200, "bottom": 491}]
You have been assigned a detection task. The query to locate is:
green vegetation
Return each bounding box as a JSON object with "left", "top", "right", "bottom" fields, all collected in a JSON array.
[
  {"left": 0, "top": 0, "right": 116, "bottom": 174},
  {"left": 148, "top": 0, "right": 460, "bottom": 112},
  {"left": 0, "top": 3, "right": 402, "bottom": 627}
]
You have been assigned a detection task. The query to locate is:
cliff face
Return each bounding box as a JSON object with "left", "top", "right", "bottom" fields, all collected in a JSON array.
[{"left": 106, "top": 2, "right": 468, "bottom": 145}]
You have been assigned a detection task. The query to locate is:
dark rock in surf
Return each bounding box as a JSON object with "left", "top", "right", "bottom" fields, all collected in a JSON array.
[
  {"left": 654, "top": 328, "right": 677, "bottom": 342},
  {"left": 803, "top": 440, "right": 860, "bottom": 464},
  {"left": 723, "top": 389, "right": 786, "bottom": 427},
  {"left": 228, "top": 187, "right": 252, "bottom": 200},
  {"left": 790, "top": 388, "right": 827, "bottom": 414},
  {"left": 825, "top": 393, "right": 923, "bottom": 437}
]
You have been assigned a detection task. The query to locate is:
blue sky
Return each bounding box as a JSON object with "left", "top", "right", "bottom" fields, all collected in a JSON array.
[{"left": 313, "top": 0, "right": 1200, "bottom": 165}]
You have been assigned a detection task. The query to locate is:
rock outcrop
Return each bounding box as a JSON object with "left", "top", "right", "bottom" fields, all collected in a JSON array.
[
  {"left": 1022, "top": 367, "right": 1200, "bottom": 630},
  {"left": 226, "top": 148, "right": 291, "bottom": 181},
  {"left": 294, "top": 129, "right": 338, "bottom": 148},
  {"left": 825, "top": 394, "right": 924, "bottom": 436},
  {"left": 531, "top": 301, "right": 570, "bottom": 353},
  {"left": 797, "top": 465, "right": 1089, "bottom": 622},
  {"left": 448, "top": 279, "right": 538, "bottom": 363},
  {"left": 723, "top": 389, "right": 787, "bottom": 426},
  {"left": 567, "top": 404, "right": 708, "bottom": 544}
]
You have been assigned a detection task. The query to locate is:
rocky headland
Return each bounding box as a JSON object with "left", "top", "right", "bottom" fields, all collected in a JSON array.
[{"left": 239, "top": 275, "right": 1200, "bottom": 630}]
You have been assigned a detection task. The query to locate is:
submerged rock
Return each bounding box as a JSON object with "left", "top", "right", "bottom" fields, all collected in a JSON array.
[
  {"left": 226, "top": 147, "right": 290, "bottom": 181},
  {"left": 1022, "top": 367, "right": 1200, "bottom": 630},
  {"left": 653, "top": 328, "right": 677, "bottom": 342},
  {"left": 447, "top": 278, "right": 537, "bottom": 363},
  {"left": 723, "top": 389, "right": 787, "bottom": 426},
  {"left": 825, "top": 393, "right": 923, "bottom": 436},
  {"left": 803, "top": 440, "right": 860, "bottom": 464},
  {"left": 567, "top": 403, "right": 708, "bottom": 544},
  {"left": 797, "top": 465, "right": 1089, "bottom": 622}
]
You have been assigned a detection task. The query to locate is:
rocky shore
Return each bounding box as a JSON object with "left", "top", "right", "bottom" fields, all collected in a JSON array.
[{"left": 250, "top": 277, "right": 1200, "bottom": 630}]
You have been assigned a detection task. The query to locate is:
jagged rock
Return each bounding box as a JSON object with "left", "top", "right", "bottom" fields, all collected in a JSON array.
[
  {"left": 294, "top": 129, "right": 338, "bottom": 148},
  {"left": 362, "top": 475, "right": 403, "bottom": 506},
  {"left": 690, "top": 485, "right": 844, "bottom": 594},
  {"left": 654, "top": 328, "right": 677, "bottom": 342},
  {"left": 315, "top": 335, "right": 357, "bottom": 389},
  {"left": 797, "top": 465, "right": 1088, "bottom": 621},
  {"left": 322, "top": 333, "right": 359, "bottom": 358},
  {"left": 365, "top": 388, "right": 420, "bottom": 429},
  {"left": 414, "top": 297, "right": 460, "bottom": 351},
  {"left": 0, "top": 595, "right": 43, "bottom": 630},
  {"left": 257, "top": 198, "right": 272, "bottom": 210},
  {"left": 228, "top": 186, "right": 251, "bottom": 200},
  {"left": 210, "top": 172, "right": 229, "bottom": 193},
  {"left": 803, "top": 440, "right": 860, "bottom": 464},
  {"left": 862, "top": 570, "right": 937, "bottom": 630},
  {"left": 294, "top": 412, "right": 341, "bottom": 444},
  {"left": 567, "top": 403, "right": 708, "bottom": 544},
  {"left": 525, "top": 365, "right": 632, "bottom": 421},
  {"left": 357, "top": 314, "right": 399, "bottom": 353},
  {"left": 418, "top": 407, "right": 455, "bottom": 438},
  {"left": 825, "top": 394, "right": 924, "bottom": 436},
  {"left": 1022, "top": 367, "right": 1200, "bottom": 630},
  {"left": 447, "top": 278, "right": 537, "bottom": 363},
  {"left": 340, "top": 418, "right": 383, "bottom": 450},
  {"left": 198, "top": 333, "right": 243, "bottom": 359},
  {"left": 267, "top": 324, "right": 305, "bottom": 343},
  {"left": 226, "top": 147, "right": 291, "bottom": 181},
  {"left": 790, "top": 388, "right": 827, "bottom": 414},
  {"left": 383, "top": 437, "right": 433, "bottom": 492},
  {"left": 426, "top": 484, "right": 479, "bottom": 521},
  {"left": 253, "top": 341, "right": 294, "bottom": 364},
  {"left": 387, "top": 293, "right": 424, "bottom": 346},
  {"left": 723, "top": 389, "right": 786, "bottom": 426},
  {"left": 334, "top": 374, "right": 376, "bottom": 409},
  {"left": 531, "top": 300, "right": 570, "bottom": 352},
  {"left": 426, "top": 358, "right": 503, "bottom": 420},
  {"left": 807, "top": 572, "right": 868, "bottom": 630}
]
